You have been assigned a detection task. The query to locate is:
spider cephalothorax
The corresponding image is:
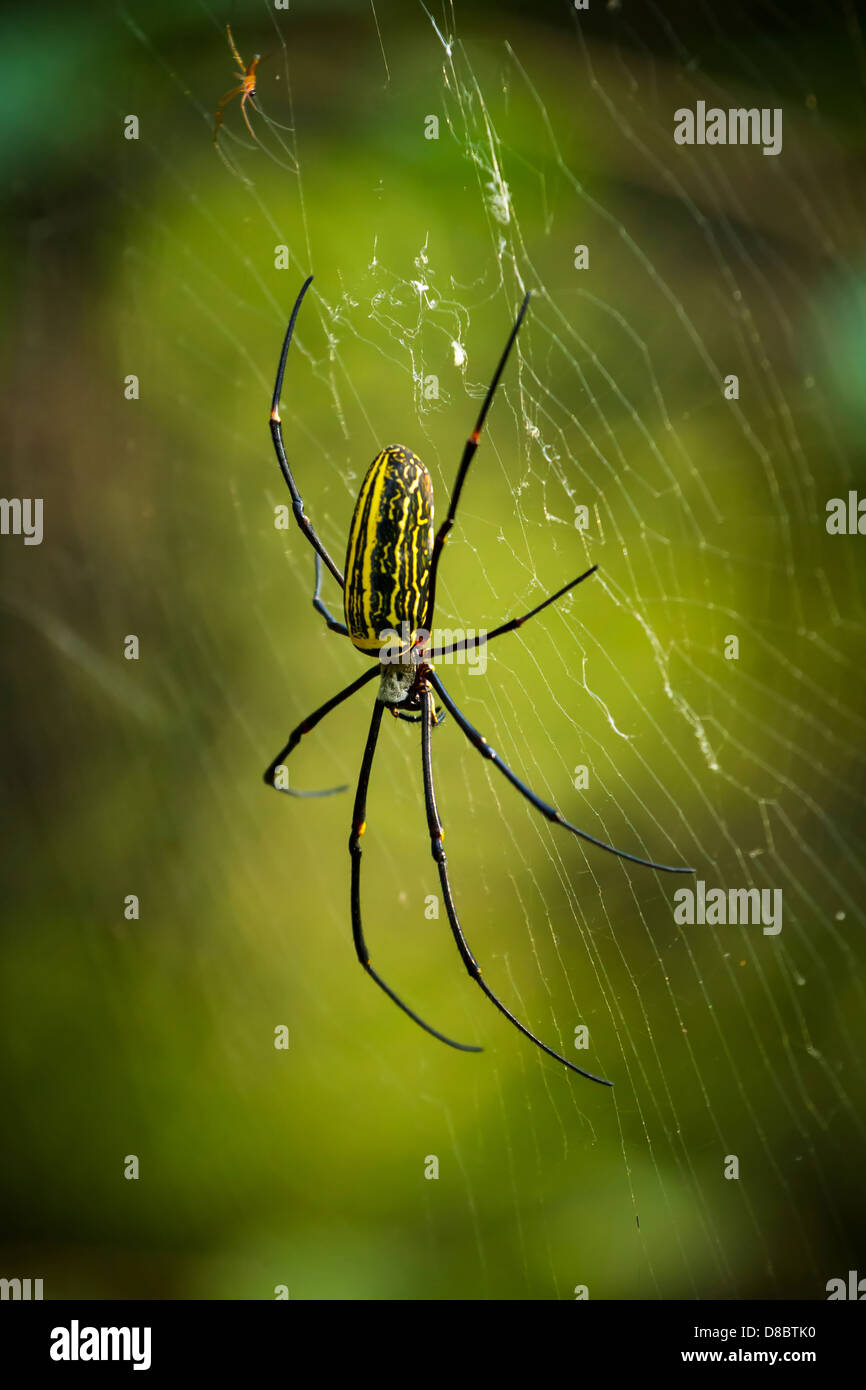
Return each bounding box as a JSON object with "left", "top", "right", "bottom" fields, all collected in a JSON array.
[
  {"left": 263, "top": 275, "right": 693, "bottom": 1084},
  {"left": 377, "top": 660, "right": 422, "bottom": 709}
]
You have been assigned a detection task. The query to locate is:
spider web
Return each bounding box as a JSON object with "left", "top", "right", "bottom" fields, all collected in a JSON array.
[{"left": 6, "top": 0, "right": 864, "bottom": 1301}]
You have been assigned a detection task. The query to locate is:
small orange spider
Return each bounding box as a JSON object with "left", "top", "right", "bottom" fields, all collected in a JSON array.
[{"left": 213, "top": 25, "right": 261, "bottom": 145}]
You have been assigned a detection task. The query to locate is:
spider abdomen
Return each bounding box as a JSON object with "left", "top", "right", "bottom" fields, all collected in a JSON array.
[{"left": 344, "top": 445, "right": 434, "bottom": 657}]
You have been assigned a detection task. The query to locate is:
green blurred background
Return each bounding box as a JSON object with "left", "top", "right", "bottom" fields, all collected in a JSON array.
[{"left": 1, "top": 0, "right": 865, "bottom": 1299}]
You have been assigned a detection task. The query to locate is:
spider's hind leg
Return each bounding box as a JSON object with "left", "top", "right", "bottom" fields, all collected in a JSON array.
[
  {"left": 269, "top": 276, "right": 346, "bottom": 589},
  {"left": 312, "top": 554, "right": 348, "bottom": 635},
  {"left": 263, "top": 665, "right": 378, "bottom": 797}
]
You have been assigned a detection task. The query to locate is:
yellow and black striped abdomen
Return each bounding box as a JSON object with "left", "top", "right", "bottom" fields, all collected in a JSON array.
[{"left": 344, "top": 445, "right": 434, "bottom": 657}]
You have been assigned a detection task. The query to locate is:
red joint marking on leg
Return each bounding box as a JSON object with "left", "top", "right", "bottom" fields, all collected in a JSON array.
[
  {"left": 470, "top": 429, "right": 481, "bottom": 444},
  {"left": 270, "top": 406, "right": 281, "bottom": 423}
]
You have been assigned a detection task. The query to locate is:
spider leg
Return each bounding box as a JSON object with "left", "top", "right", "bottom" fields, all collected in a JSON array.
[
  {"left": 349, "top": 700, "right": 481, "bottom": 1053},
  {"left": 239, "top": 90, "right": 259, "bottom": 142},
  {"left": 427, "top": 670, "right": 694, "bottom": 874},
  {"left": 270, "top": 277, "right": 346, "bottom": 589},
  {"left": 419, "top": 685, "right": 611, "bottom": 1084},
  {"left": 225, "top": 23, "right": 246, "bottom": 72},
  {"left": 424, "top": 292, "right": 531, "bottom": 630},
  {"left": 389, "top": 704, "right": 445, "bottom": 725},
  {"left": 264, "top": 666, "right": 377, "bottom": 797},
  {"left": 312, "top": 554, "right": 348, "bottom": 635},
  {"left": 427, "top": 565, "right": 599, "bottom": 661},
  {"left": 213, "top": 85, "right": 243, "bottom": 143}
]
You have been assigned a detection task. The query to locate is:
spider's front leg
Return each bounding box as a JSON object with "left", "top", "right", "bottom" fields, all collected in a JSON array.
[
  {"left": 347, "top": 698, "right": 481, "bottom": 1053},
  {"left": 417, "top": 679, "right": 613, "bottom": 1084},
  {"left": 427, "top": 670, "right": 693, "bottom": 875}
]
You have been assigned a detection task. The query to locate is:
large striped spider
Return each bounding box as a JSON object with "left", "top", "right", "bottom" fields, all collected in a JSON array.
[{"left": 263, "top": 277, "right": 692, "bottom": 1083}]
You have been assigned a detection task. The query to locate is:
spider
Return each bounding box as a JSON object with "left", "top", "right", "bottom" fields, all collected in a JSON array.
[
  {"left": 213, "top": 25, "right": 261, "bottom": 146},
  {"left": 263, "top": 276, "right": 693, "bottom": 1084}
]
